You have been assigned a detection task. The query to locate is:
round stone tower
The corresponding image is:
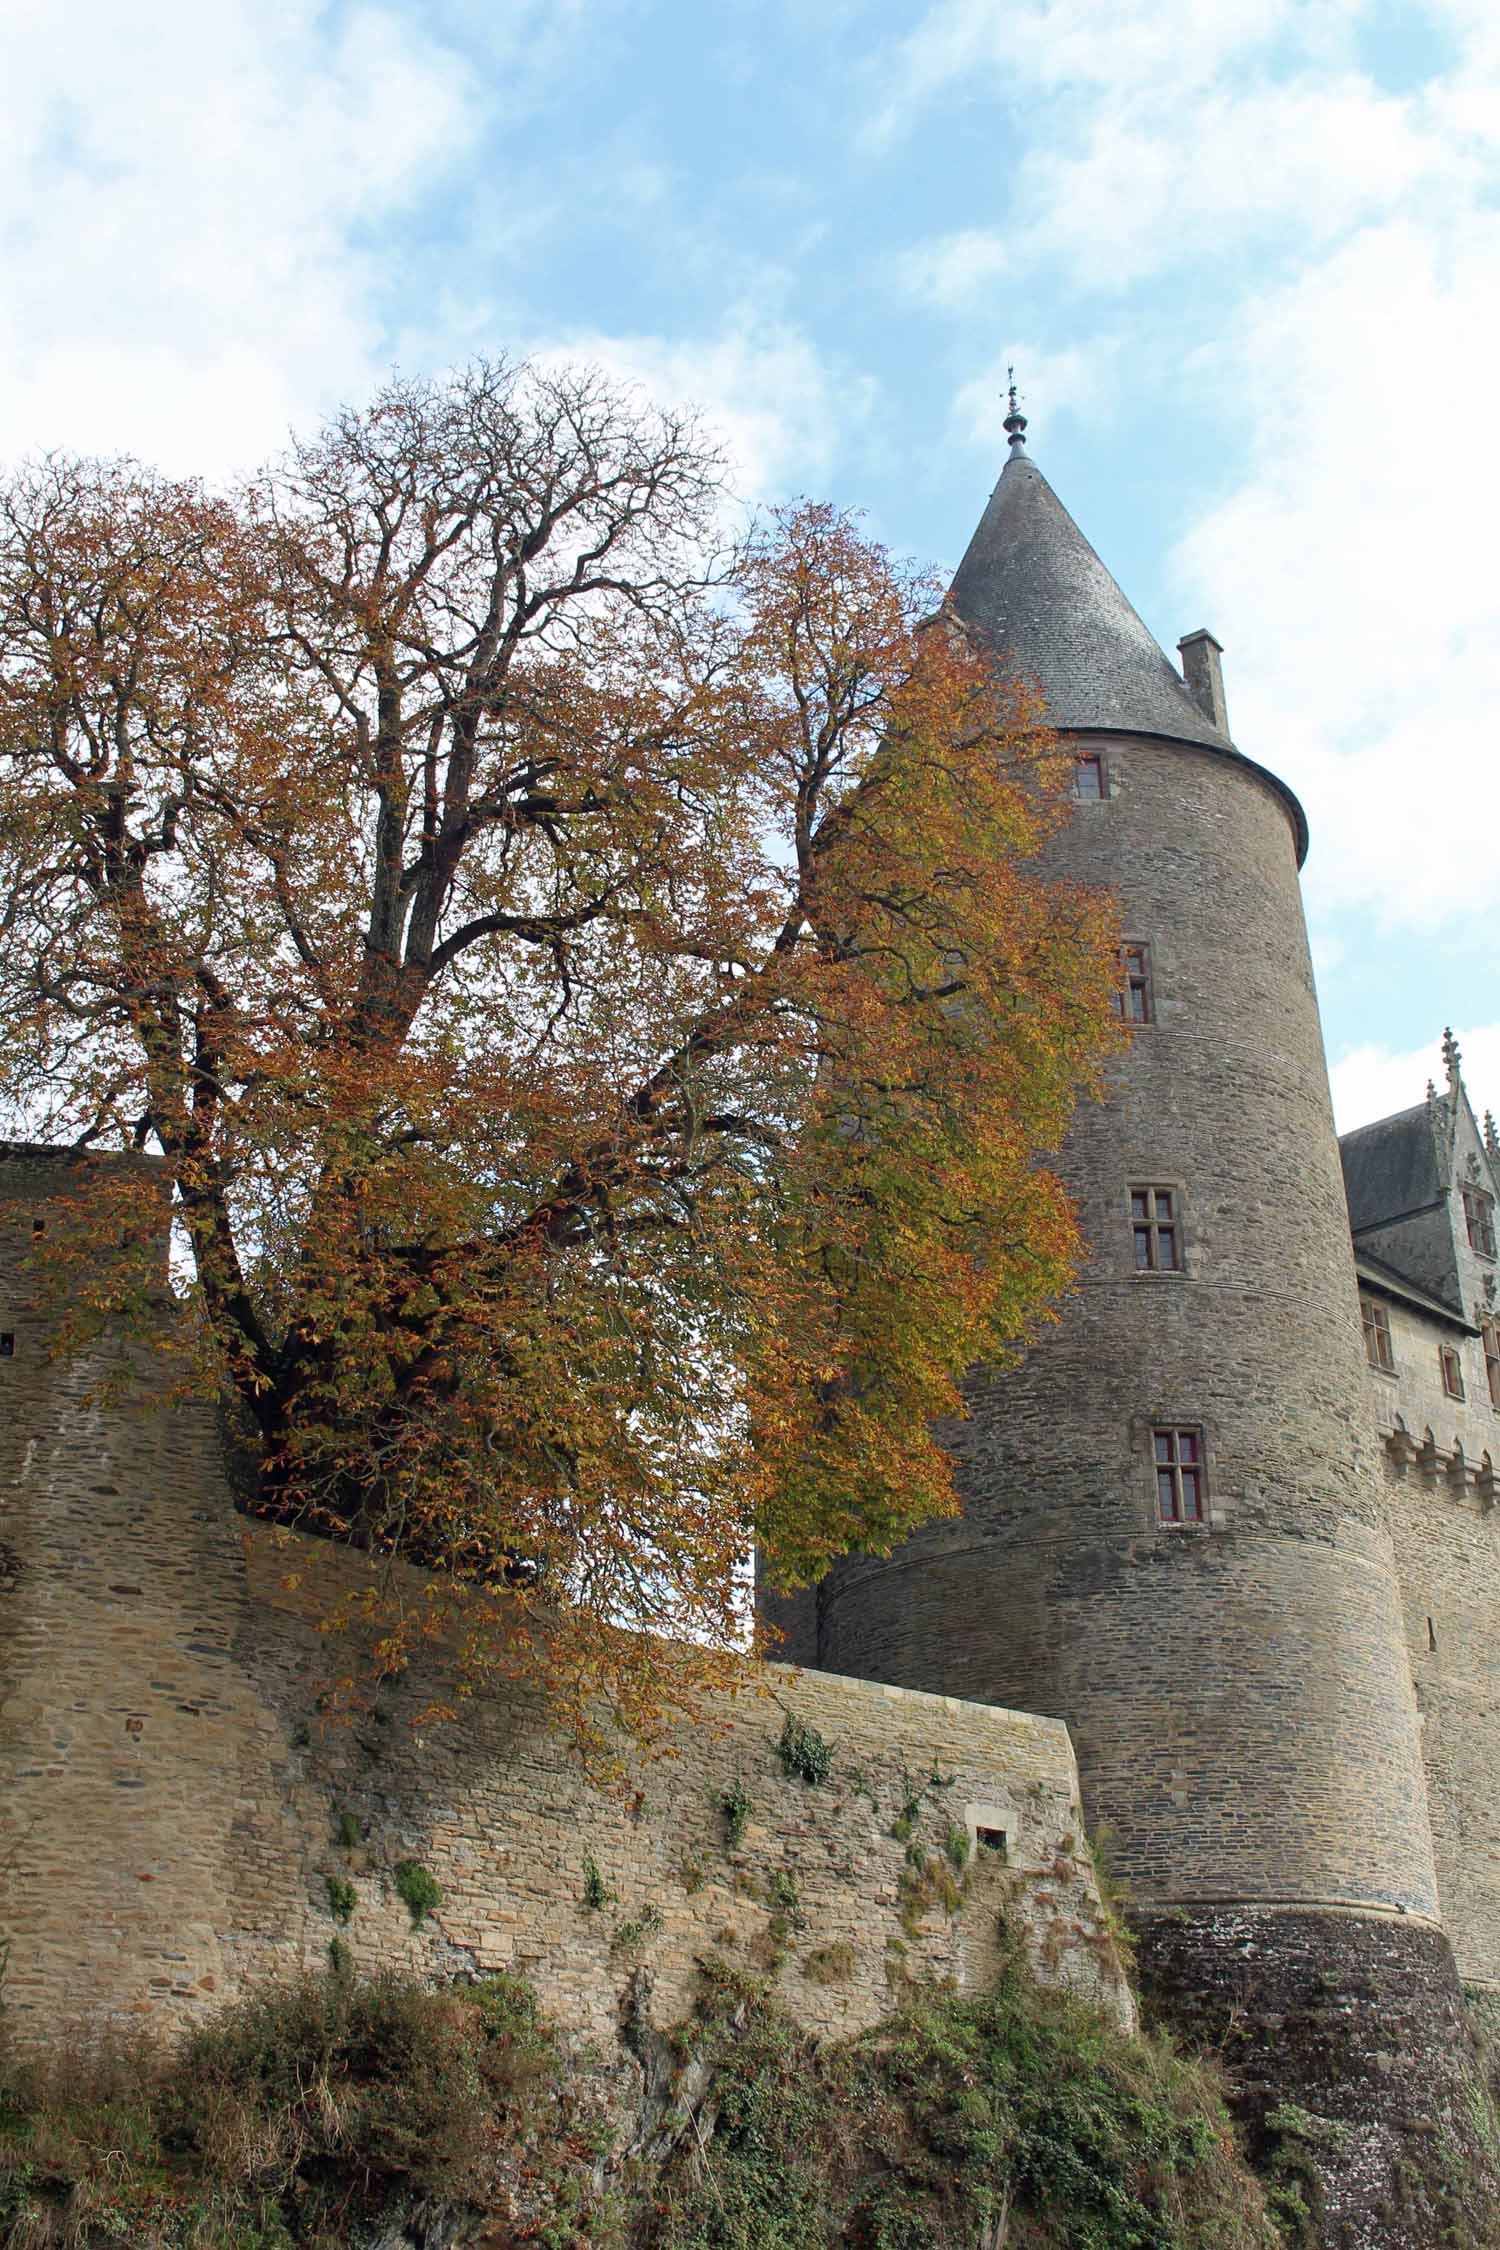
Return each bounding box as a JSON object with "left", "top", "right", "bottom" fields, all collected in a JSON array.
[{"left": 766, "top": 413, "right": 1498, "bottom": 2241}]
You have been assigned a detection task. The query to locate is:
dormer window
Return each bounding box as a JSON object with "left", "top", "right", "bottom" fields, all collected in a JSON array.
[
  {"left": 1072, "top": 752, "right": 1106, "bottom": 802},
  {"left": 1463, "top": 1186, "right": 1496, "bottom": 1260}
]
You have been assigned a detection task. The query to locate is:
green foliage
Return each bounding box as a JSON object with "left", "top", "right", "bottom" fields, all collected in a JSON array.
[
  {"left": 323, "top": 1874, "right": 356, "bottom": 1925},
  {"left": 803, "top": 1942, "right": 857, "bottom": 1987},
  {"left": 392, "top": 1860, "right": 441, "bottom": 1927},
  {"left": 897, "top": 1853, "right": 963, "bottom": 1939},
  {"left": 333, "top": 1809, "right": 364, "bottom": 1851},
  {"left": 0, "top": 1949, "right": 1285, "bottom": 2250},
  {"left": 582, "top": 1854, "right": 616, "bottom": 1912},
  {"left": 890, "top": 1767, "right": 924, "bottom": 1845},
  {"left": 768, "top": 1871, "right": 806, "bottom": 1936},
  {"left": 327, "top": 1936, "right": 352, "bottom": 1980},
  {"left": 678, "top": 1862, "right": 705, "bottom": 1896},
  {"left": 942, "top": 1825, "right": 970, "bottom": 1876},
  {"left": 1084, "top": 1822, "right": 1137, "bottom": 1970},
  {"left": 647, "top": 1942, "right": 1280, "bottom": 2250},
  {"left": 718, "top": 1779, "right": 752, "bottom": 1850},
  {"left": 776, "top": 1715, "right": 833, "bottom": 1787},
  {"left": 612, "top": 1905, "right": 666, "bottom": 1957},
  {"left": 0, "top": 1967, "right": 603, "bottom": 2248}
]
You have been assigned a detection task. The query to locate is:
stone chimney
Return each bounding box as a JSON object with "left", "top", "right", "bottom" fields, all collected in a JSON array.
[{"left": 1177, "top": 630, "right": 1228, "bottom": 734}]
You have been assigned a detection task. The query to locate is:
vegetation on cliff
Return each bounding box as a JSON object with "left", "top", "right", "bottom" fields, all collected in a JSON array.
[
  {"left": 0, "top": 1942, "right": 1278, "bottom": 2249},
  {"left": 0, "top": 360, "right": 1122, "bottom": 1743}
]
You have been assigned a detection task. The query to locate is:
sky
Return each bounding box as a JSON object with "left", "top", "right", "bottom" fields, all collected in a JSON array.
[{"left": 4, "top": 0, "right": 1497, "bottom": 1132}]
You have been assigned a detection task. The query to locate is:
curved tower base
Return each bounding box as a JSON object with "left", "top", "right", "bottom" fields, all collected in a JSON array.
[{"left": 1135, "top": 1905, "right": 1500, "bottom": 2249}]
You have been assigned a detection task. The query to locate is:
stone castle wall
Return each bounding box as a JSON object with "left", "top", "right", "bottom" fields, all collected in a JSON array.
[
  {"left": 0, "top": 1149, "right": 1130, "bottom": 2056},
  {"left": 1362, "top": 1287, "right": 1495, "bottom": 1474},
  {"left": 1380, "top": 1452, "right": 1500, "bottom": 1994}
]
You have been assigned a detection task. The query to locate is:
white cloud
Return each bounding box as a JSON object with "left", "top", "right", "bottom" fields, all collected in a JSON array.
[
  {"left": 0, "top": 0, "right": 482, "bottom": 477},
  {"left": 895, "top": 228, "right": 1010, "bottom": 311},
  {"left": 881, "top": 0, "right": 1500, "bottom": 944},
  {"left": 864, "top": 0, "right": 1356, "bottom": 146},
  {"left": 1171, "top": 207, "right": 1500, "bottom": 928},
  {"left": 1014, "top": 71, "right": 1477, "bottom": 291},
  {"left": 883, "top": 1, "right": 1491, "bottom": 297},
  {"left": 1331, "top": 1026, "right": 1500, "bottom": 1135},
  {"left": 532, "top": 311, "right": 870, "bottom": 512},
  {"left": 951, "top": 340, "right": 1114, "bottom": 450}
]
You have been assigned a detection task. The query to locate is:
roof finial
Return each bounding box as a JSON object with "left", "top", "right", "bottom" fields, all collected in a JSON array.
[
  {"left": 1486, "top": 1111, "right": 1500, "bottom": 1161},
  {"left": 1443, "top": 1026, "right": 1463, "bottom": 1089},
  {"left": 1002, "top": 366, "right": 1028, "bottom": 458}
]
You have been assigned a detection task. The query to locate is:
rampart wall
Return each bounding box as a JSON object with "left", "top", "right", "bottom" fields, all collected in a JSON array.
[{"left": 0, "top": 1150, "right": 1130, "bottom": 2057}]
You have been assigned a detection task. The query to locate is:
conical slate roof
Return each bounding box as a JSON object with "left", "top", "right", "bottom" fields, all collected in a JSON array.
[{"left": 948, "top": 450, "right": 1228, "bottom": 750}]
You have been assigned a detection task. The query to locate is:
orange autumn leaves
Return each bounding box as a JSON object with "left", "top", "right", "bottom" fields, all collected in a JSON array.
[{"left": 0, "top": 362, "right": 1122, "bottom": 1744}]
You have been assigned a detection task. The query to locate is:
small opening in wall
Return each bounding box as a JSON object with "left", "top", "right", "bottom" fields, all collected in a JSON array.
[
  {"left": 0, "top": 1333, "right": 13, "bottom": 1358},
  {"left": 31, "top": 1217, "right": 45, "bottom": 1237},
  {"left": 1428, "top": 1616, "right": 1438, "bottom": 1652},
  {"left": 975, "top": 1826, "right": 1008, "bottom": 1859}
]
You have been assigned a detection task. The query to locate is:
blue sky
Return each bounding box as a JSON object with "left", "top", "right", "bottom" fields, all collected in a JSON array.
[{"left": 6, "top": 0, "right": 1499, "bottom": 1127}]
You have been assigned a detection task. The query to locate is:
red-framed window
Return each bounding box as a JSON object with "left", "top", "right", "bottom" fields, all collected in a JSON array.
[
  {"left": 1463, "top": 1187, "right": 1496, "bottom": 1260},
  {"left": 1361, "top": 1296, "right": 1395, "bottom": 1372},
  {"left": 1484, "top": 1319, "right": 1500, "bottom": 1411},
  {"left": 1072, "top": 752, "right": 1106, "bottom": 802},
  {"left": 1440, "top": 1345, "right": 1466, "bottom": 1400},
  {"left": 1112, "top": 943, "right": 1153, "bottom": 1025},
  {"left": 1154, "top": 1427, "right": 1205, "bottom": 1524},
  {"left": 1131, "top": 1187, "right": 1180, "bottom": 1272}
]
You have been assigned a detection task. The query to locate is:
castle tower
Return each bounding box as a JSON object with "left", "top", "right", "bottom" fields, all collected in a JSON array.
[{"left": 769, "top": 415, "right": 1493, "bottom": 2238}]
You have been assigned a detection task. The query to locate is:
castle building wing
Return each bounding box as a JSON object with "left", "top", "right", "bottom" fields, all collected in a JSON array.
[
  {"left": 1342, "top": 1104, "right": 1443, "bottom": 1236},
  {"left": 1341, "top": 1043, "right": 1500, "bottom": 1320}
]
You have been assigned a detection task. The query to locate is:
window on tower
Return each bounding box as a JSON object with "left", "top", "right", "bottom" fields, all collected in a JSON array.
[
  {"left": 1361, "top": 1295, "right": 1396, "bottom": 1372},
  {"left": 1112, "top": 943, "right": 1154, "bottom": 1025},
  {"left": 1072, "top": 752, "right": 1106, "bottom": 801},
  {"left": 1154, "top": 1427, "right": 1205, "bottom": 1525},
  {"left": 1440, "top": 1345, "right": 1466, "bottom": 1401},
  {"left": 1131, "top": 1187, "right": 1181, "bottom": 1272},
  {"left": 1463, "top": 1186, "right": 1496, "bottom": 1260}
]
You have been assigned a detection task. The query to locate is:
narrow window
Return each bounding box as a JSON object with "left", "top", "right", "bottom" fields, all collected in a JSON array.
[
  {"left": 1072, "top": 752, "right": 1106, "bottom": 802},
  {"left": 1112, "top": 943, "right": 1153, "bottom": 1025},
  {"left": 1484, "top": 1318, "right": 1500, "bottom": 1410},
  {"left": 0, "top": 1333, "right": 13, "bottom": 1359},
  {"left": 1361, "top": 1296, "right": 1395, "bottom": 1372},
  {"left": 1154, "top": 1426, "right": 1205, "bottom": 1524},
  {"left": 1463, "top": 1187, "right": 1497, "bottom": 1260},
  {"left": 1440, "top": 1345, "right": 1465, "bottom": 1401},
  {"left": 31, "top": 1216, "right": 45, "bottom": 1239},
  {"left": 1131, "top": 1187, "right": 1181, "bottom": 1272}
]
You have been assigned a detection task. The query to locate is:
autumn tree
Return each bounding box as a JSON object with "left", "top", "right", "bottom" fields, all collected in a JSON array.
[{"left": 0, "top": 360, "right": 1122, "bottom": 1740}]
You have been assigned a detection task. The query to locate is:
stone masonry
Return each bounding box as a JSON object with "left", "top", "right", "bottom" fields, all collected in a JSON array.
[{"left": 0, "top": 1149, "right": 1131, "bottom": 2060}]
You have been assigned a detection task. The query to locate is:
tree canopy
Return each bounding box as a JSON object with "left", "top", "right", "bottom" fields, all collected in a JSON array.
[{"left": 0, "top": 359, "right": 1122, "bottom": 1742}]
